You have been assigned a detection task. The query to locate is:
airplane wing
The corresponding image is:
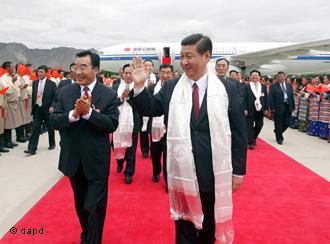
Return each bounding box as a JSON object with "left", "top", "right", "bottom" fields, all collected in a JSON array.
[{"left": 229, "top": 39, "right": 330, "bottom": 68}]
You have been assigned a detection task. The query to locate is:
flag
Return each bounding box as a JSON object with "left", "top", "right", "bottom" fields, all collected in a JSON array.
[
  {"left": 0, "top": 86, "right": 9, "bottom": 95},
  {"left": 46, "top": 68, "right": 52, "bottom": 79},
  {"left": 0, "top": 67, "right": 6, "bottom": 78},
  {"left": 52, "top": 69, "right": 61, "bottom": 78},
  {"left": 17, "top": 64, "right": 30, "bottom": 76},
  {"left": 30, "top": 71, "right": 37, "bottom": 81}
]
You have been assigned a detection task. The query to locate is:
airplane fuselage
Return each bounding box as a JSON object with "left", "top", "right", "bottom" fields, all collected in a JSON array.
[{"left": 98, "top": 42, "right": 330, "bottom": 75}]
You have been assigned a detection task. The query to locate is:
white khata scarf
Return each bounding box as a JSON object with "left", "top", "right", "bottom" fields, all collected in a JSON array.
[
  {"left": 151, "top": 80, "right": 166, "bottom": 142},
  {"left": 141, "top": 73, "right": 157, "bottom": 132},
  {"left": 167, "top": 69, "right": 234, "bottom": 243},
  {"left": 250, "top": 81, "right": 262, "bottom": 111},
  {"left": 113, "top": 81, "right": 134, "bottom": 159}
]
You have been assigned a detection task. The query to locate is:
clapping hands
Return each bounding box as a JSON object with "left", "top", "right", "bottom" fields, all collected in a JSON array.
[{"left": 73, "top": 95, "right": 92, "bottom": 118}]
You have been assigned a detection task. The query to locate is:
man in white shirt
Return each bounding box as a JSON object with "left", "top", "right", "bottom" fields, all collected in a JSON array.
[{"left": 24, "top": 65, "right": 57, "bottom": 155}]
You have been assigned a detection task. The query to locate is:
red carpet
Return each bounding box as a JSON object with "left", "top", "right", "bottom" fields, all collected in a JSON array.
[{"left": 2, "top": 139, "right": 330, "bottom": 243}]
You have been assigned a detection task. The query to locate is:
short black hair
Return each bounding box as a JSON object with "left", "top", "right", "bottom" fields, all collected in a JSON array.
[
  {"left": 75, "top": 50, "right": 100, "bottom": 69},
  {"left": 277, "top": 71, "right": 286, "bottom": 76},
  {"left": 2, "top": 61, "right": 12, "bottom": 69},
  {"left": 159, "top": 64, "right": 173, "bottom": 72},
  {"left": 122, "top": 63, "right": 130, "bottom": 71},
  {"left": 181, "top": 33, "right": 212, "bottom": 55},
  {"left": 37, "top": 65, "right": 48, "bottom": 72},
  {"left": 216, "top": 58, "right": 229, "bottom": 66},
  {"left": 143, "top": 60, "right": 154, "bottom": 66},
  {"left": 229, "top": 70, "right": 238, "bottom": 75},
  {"left": 250, "top": 69, "right": 261, "bottom": 76}
]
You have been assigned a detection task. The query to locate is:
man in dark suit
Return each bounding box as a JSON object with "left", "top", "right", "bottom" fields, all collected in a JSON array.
[
  {"left": 51, "top": 51, "right": 119, "bottom": 244},
  {"left": 52, "top": 63, "right": 77, "bottom": 146},
  {"left": 24, "top": 65, "right": 57, "bottom": 155},
  {"left": 243, "top": 70, "right": 268, "bottom": 150},
  {"left": 130, "top": 34, "right": 247, "bottom": 244},
  {"left": 149, "top": 64, "right": 173, "bottom": 189},
  {"left": 139, "top": 60, "right": 158, "bottom": 158},
  {"left": 269, "top": 71, "right": 295, "bottom": 144},
  {"left": 52, "top": 63, "right": 76, "bottom": 108},
  {"left": 112, "top": 64, "right": 140, "bottom": 184},
  {"left": 215, "top": 58, "right": 246, "bottom": 110}
]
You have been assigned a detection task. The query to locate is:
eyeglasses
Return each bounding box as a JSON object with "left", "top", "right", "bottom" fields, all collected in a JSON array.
[
  {"left": 216, "top": 64, "right": 227, "bottom": 68},
  {"left": 72, "top": 64, "right": 93, "bottom": 72}
]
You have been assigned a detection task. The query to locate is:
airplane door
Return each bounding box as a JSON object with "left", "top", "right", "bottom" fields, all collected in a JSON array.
[{"left": 162, "top": 47, "right": 172, "bottom": 64}]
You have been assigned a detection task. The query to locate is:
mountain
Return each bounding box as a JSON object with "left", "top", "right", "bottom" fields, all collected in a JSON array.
[{"left": 0, "top": 42, "right": 95, "bottom": 71}]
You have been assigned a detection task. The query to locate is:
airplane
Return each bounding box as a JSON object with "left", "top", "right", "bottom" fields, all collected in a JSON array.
[{"left": 97, "top": 39, "right": 330, "bottom": 75}]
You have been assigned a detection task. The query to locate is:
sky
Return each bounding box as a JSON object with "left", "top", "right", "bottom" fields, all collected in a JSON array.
[{"left": 1, "top": 0, "right": 330, "bottom": 50}]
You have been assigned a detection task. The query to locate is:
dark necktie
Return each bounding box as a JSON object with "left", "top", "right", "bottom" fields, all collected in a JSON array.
[
  {"left": 83, "top": 86, "right": 89, "bottom": 98},
  {"left": 192, "top": 83, "right": 199, "bottom": 119}
]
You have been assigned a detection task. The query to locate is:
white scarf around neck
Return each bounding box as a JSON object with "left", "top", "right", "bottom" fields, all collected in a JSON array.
[
  {"left": 250, "top": 81, "right": 262, "bottom": 111},
  {"left": 151, "top": 80, "right": 166, "bottom": 142},
  {"left": 167, "top": 69, "right": 234, "bottom": 243},
  {"left": 113, "top": 80, "right": 134, "bottom": 159}
]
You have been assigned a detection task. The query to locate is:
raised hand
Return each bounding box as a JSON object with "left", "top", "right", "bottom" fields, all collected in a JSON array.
[{"left": 130, "top": 56, "right": 148, "bottom": 89}]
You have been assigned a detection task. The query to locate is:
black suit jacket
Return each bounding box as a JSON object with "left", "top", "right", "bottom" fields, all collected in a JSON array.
[
  {"left": 269, "top": 82, "right": 295, "bottom": 114},
  {"left": 244, "top": 83, "right": 268, "bottom": 117},
  {"left": 31, "top": 79, "right": 57, "bottom": 115},
  {"left": 52, "top": 79, "right": 73, "bottom": 108},
  {"left": 112, "top": 82, "right": 141, "bottom": 133},
  {"left": 130, "top": 77, "right": 247, "bottom": 192},
  {"left": 51, "top": 82, "right": 119, "bottom": 180},
  {"left": 220, "top": 76, "right": 246, "bottom": 111}
]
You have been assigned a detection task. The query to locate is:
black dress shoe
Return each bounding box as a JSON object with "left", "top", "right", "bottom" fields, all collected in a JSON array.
[
  {"left": 11, "top": 142, "right": 18, "bottom": 147},
  {"left": 48, "top": 145, "right": 56, "bottom": 150},
  {"left": 152, "top": 174, "right": 160, "bottom": 183},
  {"left": 24, "top": 149, "right": 36, "bottom": 155},
  {"left": 16, "top": 138, "right": 26, "bottom": 143},
  {"left": 0, "top": 147, "right": 9, "bottom": 153},
  {"left": 142, "top": 154, "right": 148, "bottom": 159},
  {"left": 4, "top": 143, "right": 14, "bottom": 149},
  {"left": 277, "top": 140, "right": 283, "bottom": 145},
  {"left": 117, "top": 164, "right": 123, "bottom": 173},
  {"left": 125, "top": 176, "right": 132, "bottom": 184},
  {"left": 80, "top": 232, "right": 87, "bottom": 244}
]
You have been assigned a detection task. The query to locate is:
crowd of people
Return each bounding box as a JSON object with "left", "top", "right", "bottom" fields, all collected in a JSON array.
[{"left": 0, "top": 33, "right": 329, "bottom": 243}]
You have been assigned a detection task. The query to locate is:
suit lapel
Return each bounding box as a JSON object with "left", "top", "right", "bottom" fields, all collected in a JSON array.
[
  {"left": 70, "top": 83, "right": 81, "bottom": 104},
  {"left": 91, "top": 82, "right": 102, "bottom": 107},
  {"left": 44, "top": 80, "right": 50, "bottom": 96},
  {"left": 248, "top": 85, "right": 256, "bottom": 99}
]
